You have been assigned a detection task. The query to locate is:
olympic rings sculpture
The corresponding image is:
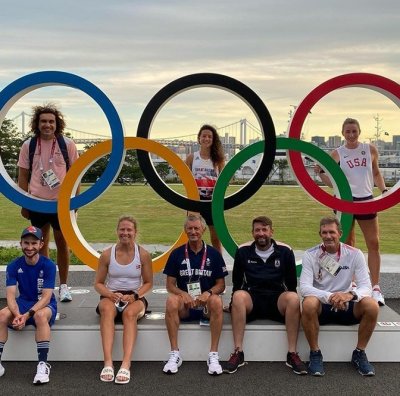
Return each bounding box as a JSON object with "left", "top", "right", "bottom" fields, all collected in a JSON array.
[{"left": 1, "top": 71, "right": 399, "bottom": 272}]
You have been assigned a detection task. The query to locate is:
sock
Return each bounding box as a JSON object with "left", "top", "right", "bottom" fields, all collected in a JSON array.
[
  {"left": 0, "top": 341, "right": 5, "bottom": 361},
  {"left": 37, "top": 341, "right": 50, "bottom": 363}
]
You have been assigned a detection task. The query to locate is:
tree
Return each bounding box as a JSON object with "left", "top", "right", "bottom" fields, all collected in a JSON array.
[
  {"left": 276, "top": 158, "right": 289, "bottom": 184},
  {"left": 155, "top": 162, "right": 170, "bottom": 181},
  {"left": 0, "top": 118, "right": 23, "bottom": 180},
  {"left": 81, "top": 144, "right": 145, "bottom": 183}
]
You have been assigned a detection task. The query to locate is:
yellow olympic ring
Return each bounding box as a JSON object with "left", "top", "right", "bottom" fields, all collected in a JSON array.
[{"left": 58, "top": 137, "right": 199, "bottom": 272}]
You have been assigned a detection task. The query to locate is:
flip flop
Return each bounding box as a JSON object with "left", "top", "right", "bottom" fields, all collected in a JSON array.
[
  {"left": 100, "top": 366, "right": 114, "bottom": 382},
  {"left": 115, "top": 367, "right": 130, "bottom": 384}
]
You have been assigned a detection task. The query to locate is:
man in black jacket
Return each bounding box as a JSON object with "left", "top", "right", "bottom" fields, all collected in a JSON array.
[{"left": 224, "top": 216, "right": 306, "bottom": 375}]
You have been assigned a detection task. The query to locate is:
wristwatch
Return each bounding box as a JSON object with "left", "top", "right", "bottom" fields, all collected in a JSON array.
[
  {"left": 133, "top": 292, "right": 139, "bottom": 301},
  {"left": 349, "top": 291, "right": 358, "bottom": 301},
  {"left": 207, "top": 289, "right": 213, "bottom": 296},
  {"left": 28, "top": 309, "right": 36, "bottom": 318}
]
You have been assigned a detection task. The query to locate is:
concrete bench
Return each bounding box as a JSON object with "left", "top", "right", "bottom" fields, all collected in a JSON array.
[{"left": 1, "top": 286, "right": 400, "bottom": 362}]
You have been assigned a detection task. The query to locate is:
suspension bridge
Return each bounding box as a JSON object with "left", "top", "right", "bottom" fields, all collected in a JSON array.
[{"left": 11, "top": 112, "right": 264, "bottom": 154}]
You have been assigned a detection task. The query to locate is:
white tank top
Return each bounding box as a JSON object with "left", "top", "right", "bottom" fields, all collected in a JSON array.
[
  {"left": 191, "top": 151, "right": 219, "bottom": 199},
  {"left": 106, "top": 244, "right": 142, "bottom": 291},
  {"left": 337, "top": 143, "right": 374, "bottom": 198}
]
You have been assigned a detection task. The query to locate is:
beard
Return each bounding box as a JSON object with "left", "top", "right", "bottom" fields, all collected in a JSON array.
[{"left": 255, "top": 237, "right": 271, "bottom": 249}]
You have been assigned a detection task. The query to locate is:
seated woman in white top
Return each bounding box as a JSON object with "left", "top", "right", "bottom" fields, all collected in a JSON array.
[{"left": 94, "top": 215, "right": 153, "bottom": 385}]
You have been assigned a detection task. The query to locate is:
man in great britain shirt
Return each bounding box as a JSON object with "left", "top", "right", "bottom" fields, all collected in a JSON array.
[{"left": 162, "top": 214, "right": 228, "bottom": 376}]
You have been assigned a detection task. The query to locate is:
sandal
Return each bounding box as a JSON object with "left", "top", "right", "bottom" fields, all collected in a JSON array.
[
  {"left": 115, "top": 367, "right": 130, "bottom": 384},
  {"left": 100, "top": 366, "right": 114, "bottom": 382}
]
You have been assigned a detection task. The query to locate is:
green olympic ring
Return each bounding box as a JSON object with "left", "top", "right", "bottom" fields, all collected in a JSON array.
[{"left": 212, "top": 137, "right": 353, "bottom": 275}]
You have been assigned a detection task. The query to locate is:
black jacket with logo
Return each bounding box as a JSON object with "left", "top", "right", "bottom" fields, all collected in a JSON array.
[{"left": 231, "top": 239, "right": 297, "bottom": 295}]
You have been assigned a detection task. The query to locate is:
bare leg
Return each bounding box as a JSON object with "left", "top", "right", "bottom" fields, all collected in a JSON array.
[
  {"left": 53, "top": 228, "right": 70, "bottom": 285},
  {"left": 357, "top": 218, "right": 380, "bottom": 286},
  {"left": 301, "top": 296, "right": 322, "bottom": 351},
  {"left": 353, "top": 297, "right": 379, "bottom": 349},
  {"left": 98, "top": 299, "right": 117, "bottom": 373},
  {"left": 0, "top": 308, "right": 13, "bottom": 343},
  {"left": 278, "top": 292, "right": 301, "bottom": 352},
  {"left": 209, "top": 226, "right": 222, "bottom": 254},
  {"left": 208, "top": 295, "right": 223, "bottom": 352},
  {"left": 39, "top": 223, "right": 51, "bottom": 258},
  {"left": 345, "top": 219, "right": 356, "bottom": 246},
  {"left": 165, "top": 295, "right": 187, "bottom": 351},
  {"left": 230, "top": 291, "right": 253, "bottom": 350},
  {"left": 120, "top": 301, "right": 145, "bottom": 369},
  {"left": 33, "top": 308, "right": 52, "bottom": 342}
]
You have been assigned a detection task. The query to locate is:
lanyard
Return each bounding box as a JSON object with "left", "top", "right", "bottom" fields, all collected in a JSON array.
[
  {"left": 184, "top": 241, "right": 207, "bottom": 281},
  {"left": 319, "top": 243, "right": 341, "bottom": 261},
  {"left": 38, "top": 137, "right": 57, "bottom": 171}
]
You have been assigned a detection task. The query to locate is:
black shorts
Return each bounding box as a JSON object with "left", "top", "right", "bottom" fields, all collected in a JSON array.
[
  {"left": 181, "top": 308, "right": 208, "bottom": 322},
  {"left": 319, "top": 302, "right": 359, "bottom": 325},
  {"left": 29, "top": 210, "right": 61, "bottom": 230},
  {"left": 246, "top": 291, "right": 285, "bottom": 323},
  {"left": 96, "top": 290, "right": 148, "bottom": 323},
  {"left": 334, "top": 195, "right": 376, "bottom": 220},
  {"left": 353, "top": 196, "right": 377, "bottom": 220},
  {"left": 200, "top": 196, "right": 213, "bottom": 226}
]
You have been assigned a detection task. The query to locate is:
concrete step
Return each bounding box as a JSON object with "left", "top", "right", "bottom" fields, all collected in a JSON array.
[{"left": 1, "top": 287, "right": 400, "bottom": 362}]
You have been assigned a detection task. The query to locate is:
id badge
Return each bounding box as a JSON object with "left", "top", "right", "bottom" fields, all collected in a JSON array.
[
  {"left": 41, "top": 169, "right": 60, "bottom": 189},
  {"left": 187, "top": 282, "right": 201, "bottom": 298},
  {"left": 319, "top": 254, "right": 341, "bottom": 276}
]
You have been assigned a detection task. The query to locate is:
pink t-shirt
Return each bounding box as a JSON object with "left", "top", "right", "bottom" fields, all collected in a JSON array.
[{"left": 18, "top": 136, "right": 79, "bottom": 200}]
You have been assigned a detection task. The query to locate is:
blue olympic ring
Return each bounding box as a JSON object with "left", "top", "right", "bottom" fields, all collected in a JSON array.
[{"left": 0, "top": 71, "right": 125, "bottom": 212}]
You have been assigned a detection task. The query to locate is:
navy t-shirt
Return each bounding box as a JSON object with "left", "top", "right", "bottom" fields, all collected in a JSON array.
[
  {"left": 163, "top": 243, "right": 228, "bottom": 293},
  {"left": 6, "top": 255, "right": 57, "bottom": 305}
]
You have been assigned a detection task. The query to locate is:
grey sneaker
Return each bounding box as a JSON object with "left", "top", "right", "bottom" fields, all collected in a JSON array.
[{"left": 0, "top": 362, "right": 4, "bottom": 377}]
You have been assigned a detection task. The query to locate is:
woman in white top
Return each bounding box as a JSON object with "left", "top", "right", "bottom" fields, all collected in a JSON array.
[
  {"left": 95, "top": 216, "right": 153, "bottom": 384},
  {"left": 316, "top": 118, "right": 388, "bottom": 306},
  {"left": 186, "top": 125, "right": 225, "bottom": 253}
]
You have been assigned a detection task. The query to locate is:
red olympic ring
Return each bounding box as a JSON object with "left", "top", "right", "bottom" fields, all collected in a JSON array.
[{"left": 288, "top": 73, "right": 400, "bottom": 214}]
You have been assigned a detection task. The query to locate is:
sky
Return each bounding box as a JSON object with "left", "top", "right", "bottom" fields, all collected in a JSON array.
[{"left": 1, "top": 0, "right": 399, "bottom": 143}]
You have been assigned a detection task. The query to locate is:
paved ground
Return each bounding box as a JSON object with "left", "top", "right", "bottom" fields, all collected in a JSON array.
[
  {"left": 1, "top": 241, "right": 400, "bottom": 394},
  {"left": 0, "top": 299, "right": 399, "bottom": 395}
]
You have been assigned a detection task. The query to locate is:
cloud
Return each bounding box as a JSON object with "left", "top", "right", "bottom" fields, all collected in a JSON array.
[{"left": 1, "top": 0, "right": 399, "bottom": 139}]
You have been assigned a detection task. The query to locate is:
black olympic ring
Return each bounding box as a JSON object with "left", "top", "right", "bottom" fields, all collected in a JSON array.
[{"left": 136, "top": 73, "right": 276, "bottom": 213}]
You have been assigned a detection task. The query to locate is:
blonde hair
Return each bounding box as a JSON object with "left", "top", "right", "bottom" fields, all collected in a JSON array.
[{"left": 117, "top": 215, "right": 137, "bottom": 230}]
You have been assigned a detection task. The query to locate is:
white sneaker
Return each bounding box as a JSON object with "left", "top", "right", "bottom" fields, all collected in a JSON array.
[
  {"left": 0, "top": 362, "right": 5, "bottom": 377},
  {"left": 163, "top": 350, "right": 182, "bottom": 374},
  {"left": 207, "top": 352, "right": 222, "bottom": 375},
  {"left": 372, "top": 287, "right": 385, "bottom": 306},
  {"left": 59, "top": 284, "right": 72, "bottom": 302},
  {"left": 33, "top": 361, "right": 51, "bottom": 384}
]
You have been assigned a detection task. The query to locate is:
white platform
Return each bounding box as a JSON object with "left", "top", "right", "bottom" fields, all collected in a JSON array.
[{"left": 2, "top": 287, "right": 400, "bottom": 362}]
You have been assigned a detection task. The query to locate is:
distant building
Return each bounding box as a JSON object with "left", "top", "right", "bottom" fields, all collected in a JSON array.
[
  {"left": 220, "top": 133, "right": 236, "bottom": 160},
  {"left": 328, "top": 135, "right": 342, "bottom": 148},
  {"left": 393, "top": 135, "right": 400, "bottom": 151},
  {"left": 311, "top": 136, "right": 326, "bottom": 147}
]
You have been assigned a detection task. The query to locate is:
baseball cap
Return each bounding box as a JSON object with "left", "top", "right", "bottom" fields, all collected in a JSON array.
[{"left": 21, "top": 226, "right": 43, "bottom": 240}]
